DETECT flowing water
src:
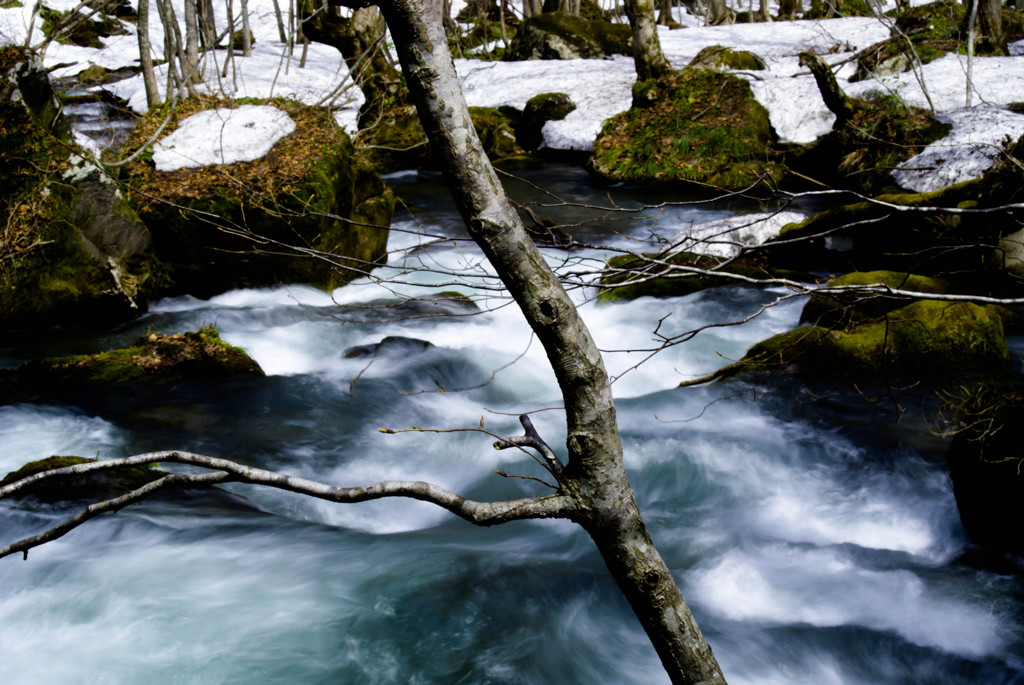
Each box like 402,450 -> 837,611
1,163 -> 1022,684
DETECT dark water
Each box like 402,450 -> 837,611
1,164 -> 1022,684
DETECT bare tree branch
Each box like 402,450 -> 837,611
0,451 -> 578,562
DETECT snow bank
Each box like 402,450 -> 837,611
152,105 -> 295,171
893,107 -> 1024,193
6,0 -> 1024,190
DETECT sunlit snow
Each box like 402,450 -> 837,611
2,0 -> 1023,189
152,105 -> 296,171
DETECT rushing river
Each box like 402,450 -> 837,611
1,163 -> 1022,684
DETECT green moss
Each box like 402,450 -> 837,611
688,46 -> 766,71
357,104 -> 523,171
802,270 -> 951,326
597,251 -> 811,302
742,299 -> 1007,376
38,5 -> 127,48
805,0 -> 880,19
787,93 -> 951,195
3,327 -> 264,395
525,11 -> 629,54
0,456 -> 169,503
122,97 -> 392,294
590,70 -> 783,190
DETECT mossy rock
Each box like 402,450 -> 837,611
765,178 -> 1024,292
801,270 -> 951,327
598,251 -> 811,301
741,299 -> 1008,377
590,70 -> 783,190
38,4 -> 128,48
1,46 -> 160,329
0,327 -> 264,399
687,46 -> 766,72
944,377 -> 1024,553
0,456 -> 168,503
122,97 -> 392,296
850,1 -> 967,81
505,12 -> 630,61
512,92 -> 576,150
804,0 -> 879,19
787,94 -> 950,196
357,104 -> 523,172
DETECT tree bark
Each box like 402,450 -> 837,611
375,0 -> 726,681
707,0 -> 734,25
657,0 -> 673,25
241,0 -> 253,56
197,0 -> 217,49
623,0 -> 674,80
183,0 -> 201,83
966,0 -> 1007,55
800,51 -> 857,128
300,1 -> 408,129
136,0 -> 161,108
777,0 -> 799,19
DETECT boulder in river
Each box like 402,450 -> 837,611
0,45 -> 159,330
122,97 -> 394,297
589,68 -> 783,190
0,327 -> 264,400
740,299 -> 1009,377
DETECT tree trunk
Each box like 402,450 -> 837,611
800,51 -> 856,128
623,0 -> 673,80
271,0 -> 288,42
758,0 -> 772,22
137,0 -> 161,108
777,0 -> 800,19
708,0 -> 735,24
197,0 -> 217,49
967,0 -> 1007,55
301,1 -> 408,129
523,0 -> 542,17
657,0 -> 673,25
241,0 -> 253,56
183,0 -> 201,83
375,0 -> 726,681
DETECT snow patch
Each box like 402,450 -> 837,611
152,105 -> 296,171
893,107 -> 1024,193
671,211 -> 808,259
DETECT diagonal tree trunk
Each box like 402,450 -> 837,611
375,0 -> 726,681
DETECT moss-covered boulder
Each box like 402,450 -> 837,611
787,93 -> 950,195
764,168 -> 1024,295
0,46 -> 159,330
0,327 -> 264,399
512,92 -> 576,150
122,97 -> 392,296
39,3 -> 128,49
598,251 -> 811,302
741,299 -> 1008,377
589,69 -> 783,190
850,2 -> 966,81
356,104 -> 523,172
804,0 -> 881,19
687,45 -> 766,72
801,270 -> 951,327
944,378 -> 1024,553
0,456 -> 168,503
505,12 -> 631,60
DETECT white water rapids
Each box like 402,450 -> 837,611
1,164 -> 1021,684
